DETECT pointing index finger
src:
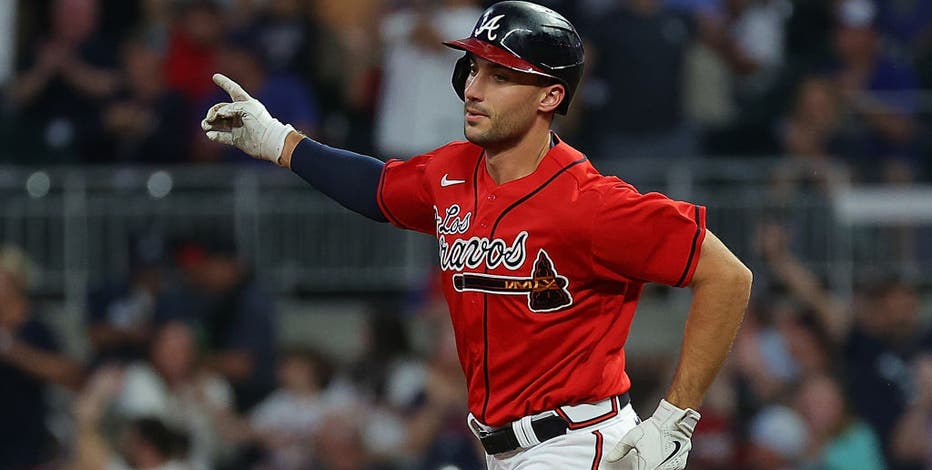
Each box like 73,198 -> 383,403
213,73 -> 252,101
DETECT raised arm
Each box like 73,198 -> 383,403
757,223 -> 849,344
201,74 -> 387,222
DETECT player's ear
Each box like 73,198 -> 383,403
538,83 -> 565,114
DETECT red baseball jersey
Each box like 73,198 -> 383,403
377,135 -> 706,427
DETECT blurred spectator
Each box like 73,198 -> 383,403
245,347 -> 335,469
97,37 -> 189,164
94,0 -> 145,44
114,321 -> 235,469
311,409 -> 379,470
746,405 -> 809,470
734,224 -> 840,411
248,0 -> 318,76
664,0 -> 724,17
875,0 -> 932,54
681,2 -> 740,145
683,16 -> 737,131
778,76 -> 840,162
772,76 -> 850,196
848,280 -> 931,470
699,0 -> 793,156
164,1 -> 226,107
722,0 -> 789,78
783,0 -> 833,66
200,32 -> 320,163
794,374 -> 886,469
689,373 -> 739,470
6,0 -> 119,163
758,222 -> 932,470
890,354 -> 932,468
73,366 -> 194,470
343,313 -> 426,464
829,0 -> 921,182
174,234 -> 278,412
756,222 -> 850,345
732,297 -> 819,408
305,0 -> 382,154
87,232 -> 174,365
406,316 -> 481,470
0,245 -> 84,469
581,0 -> 698,160
373,0 -> 481,158
348,313 -> 423,408
136,0 -> 176,49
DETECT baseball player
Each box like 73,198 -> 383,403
201,2 -> 752,468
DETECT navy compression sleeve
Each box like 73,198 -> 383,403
290,138 -> 388,222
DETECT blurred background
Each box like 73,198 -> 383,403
0,0 -> 930,469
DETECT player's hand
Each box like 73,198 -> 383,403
607,399 -> 700,470
201,73 -> 294,164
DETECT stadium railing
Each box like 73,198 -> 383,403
0,158 -> 929,309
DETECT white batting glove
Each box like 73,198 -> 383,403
201,73 -> 294,164
607,399 -> 700,470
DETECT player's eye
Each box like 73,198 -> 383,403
468,62 -> 478,76
493,73 -> 508,83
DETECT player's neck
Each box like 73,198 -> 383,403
484,126 -> 553,185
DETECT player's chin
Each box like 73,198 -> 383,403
463,123 -> 482,140
464,125 -> 493,145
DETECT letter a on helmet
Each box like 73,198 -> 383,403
443,1 -> 585,115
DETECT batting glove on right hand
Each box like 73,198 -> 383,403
607,399 -> 700,470
201,73 -> 294,164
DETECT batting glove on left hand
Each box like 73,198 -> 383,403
201,73 -> 294,164
607,399 -> 700,470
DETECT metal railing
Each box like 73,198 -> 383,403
1,158 -> 928,309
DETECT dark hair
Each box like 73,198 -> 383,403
176,0 -> 222,17
281,346 -> 335,389
129,417 -> 190,459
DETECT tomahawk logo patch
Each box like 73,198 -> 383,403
453,249 -> 573,313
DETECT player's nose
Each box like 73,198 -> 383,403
464,73 -> 485,103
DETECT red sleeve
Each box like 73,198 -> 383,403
591,183 -> 706,287
377,154 -> 436,235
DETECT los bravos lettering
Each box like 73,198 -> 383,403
434,204 -> 573,312
435,204 -> 527,272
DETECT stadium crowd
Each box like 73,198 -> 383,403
0,0 -> 931,469
2,0 -> 931,181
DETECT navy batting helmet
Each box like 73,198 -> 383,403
443,1 -> 585,115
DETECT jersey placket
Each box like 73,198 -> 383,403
474,179 -> 503,423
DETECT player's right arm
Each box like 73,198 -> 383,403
202,73 -> 417,225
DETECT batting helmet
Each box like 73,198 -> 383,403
443,1 -> 585,115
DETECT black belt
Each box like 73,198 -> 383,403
478,393 -> 630,455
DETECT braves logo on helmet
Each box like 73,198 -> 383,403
444,1 -> 585,115
474,13 -> 506,41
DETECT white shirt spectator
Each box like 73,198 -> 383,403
730,0 -> 790,69
375,4 -> 481,158
115,362 -> 234,470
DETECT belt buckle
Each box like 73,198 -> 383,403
556,394 -> 626,430
467,413 -> 494,440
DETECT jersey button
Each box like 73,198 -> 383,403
487,194 -> 496,201
480,221 -> 488,228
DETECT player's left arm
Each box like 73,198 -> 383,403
667,229 -> 751,409
608,230 -> 751,469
